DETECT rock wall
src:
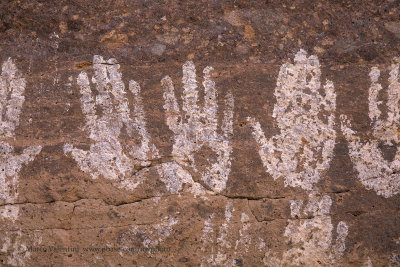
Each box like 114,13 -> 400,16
0,0 -> 399,266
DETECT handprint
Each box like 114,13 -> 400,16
0,58 -> 42,203
161,61 -> 234,193
0,59 -> 41,267
200,203 -> 235,266
341,58 -> 400,198
247,49 -> 336,190
264,193 -> 348,266
200,202 -> 257,266
64,55 -> 159,190
247,50 -> 348,265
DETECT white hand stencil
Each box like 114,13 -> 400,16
248,49 -> 336,190
161,61 -> 234,193
64,56 -> 158,190
200,202 -> 254,266
0,59 -> 42,203
341,58 -> 400,198
247,50 -> 348,265
265,194 -> 348,266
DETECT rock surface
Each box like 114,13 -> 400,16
0,0 -> 399,266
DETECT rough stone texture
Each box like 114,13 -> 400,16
0,0 -> 400,266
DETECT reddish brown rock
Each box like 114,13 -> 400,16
0,1 -> 399,266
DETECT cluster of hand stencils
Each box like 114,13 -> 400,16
62,56 -> 234,195
1,50 -> 399,200
0,50 -> 399,265
60,51 -> 398,265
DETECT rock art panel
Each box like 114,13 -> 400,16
1,1 -> 399,264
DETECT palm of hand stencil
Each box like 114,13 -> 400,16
341,59 -> 400,198
161,61 -> 234,193
247,49 -> 336,190
64,56 -> 158,189
0,59 -> 42,203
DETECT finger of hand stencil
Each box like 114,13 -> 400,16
305,55 -> 321,91
63,143 -> 75,154
77,72 -> 97,128
128,80 -> 153,152
162,75 -> 181,133
92,56 -> 113,115
392,146 -> 400,169
333,221 -> 348,256
247,117 -> 271,163
222,92 -> 234,138
182,61 -> 200,121
202,66 -> 218,131
273,63 -> 293,119
0,59 -> 16,124
292,50 -> 309,88
8,146 -> 42,177
129,80 -> 146,130
206,141 -> 232,192
294,49 -> 308,63
0,77 -> 6,124
63,144 -> 89,167
368,67 -> 383,124
321,80 -> 336,131
0,59 -> 25,137
322,80 -> 336,114
92,55 -> 109,90
386,62 -> 400,125
247,117 -> 266,144
107,62 -> 131,126
5,76 -> 26,136
15,145 -> 42,165
340,114 -> 357,141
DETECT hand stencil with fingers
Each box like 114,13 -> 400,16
265,193 -> 348,266
247,49 -> 336,190
161,61 -> 234,193
64,56 -> 159,190
341,58 -> 400,198
0,58 -> 42,203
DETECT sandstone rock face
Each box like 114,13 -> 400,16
0,1 -> 399,266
